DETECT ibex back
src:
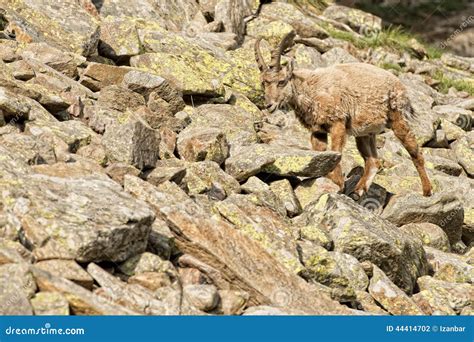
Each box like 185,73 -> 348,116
255,31 -> 432,198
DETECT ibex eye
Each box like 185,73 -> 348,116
278,80 -> 286,87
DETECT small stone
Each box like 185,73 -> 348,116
177,127 -> 229,165
183,284 -> 220,312
269,179 -> 302,217
128,272 -> 172,291
31,292 -> 70,315
179,268 -> 209,285
105,162 -> 141,186
218,290 -> 250,315
80,63 -> 132,91
119,252 -> 175,277
368,266 -> 424,315
146,160 -> 187,186
399,223 -> 451,252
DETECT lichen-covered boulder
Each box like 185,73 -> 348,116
102,111 -> 161,170
323,5 -> 382,35
399,222 -> 451,252
306,193 -> 429,293
2,172 -> 155,262
99,17 -> 143,60
452,135 -> 474,177
0,0 -> 100,56
31,292 -> 70,315
181,161 -> 240,196
424,247 -> 473,284
415,276 -> 472,315
188,104 -> 261,151
300,245 -> 369,301
225,143 -> 340,181
368,265 -> 423,315
177,127 -> 229,165
215,193 -> 301,273
382,192 -> 464,246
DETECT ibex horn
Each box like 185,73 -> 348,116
254,38 -> 268,71
270,30 -> 296,71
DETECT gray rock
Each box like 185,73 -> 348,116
269,179 -> 302,217
368,265 -> 423,315
217,290 -> 249,315
122,69 -> 185,113
181,160 -> 240,196
102,112 -> 160,170
31,292 -> 70,315
225,143 -> 340,181
300,245 -> 369,301
2,172 -> 154,262
177,127 -> 229,165
382,192 -> 464,246
124,175 -> 352,314
306,194 -> 428,293
35,259 -> 94,290
399,223 -> 451,252
417,276 -> 472,314
215,193 -> 301,273
183,284 -> 220,312
424,247 -> 473,284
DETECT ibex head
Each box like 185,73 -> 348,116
255,31 -> 296,112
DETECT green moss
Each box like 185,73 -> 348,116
432,70 -> 474,96
324,24 -> 442,59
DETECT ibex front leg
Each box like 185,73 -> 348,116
327,121 -> 346,190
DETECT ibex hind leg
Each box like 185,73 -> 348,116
354,135 -> 380,198
391,112 -> 432,196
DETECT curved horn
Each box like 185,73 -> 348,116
269,30 -> 296,71
254,38 -> 268,72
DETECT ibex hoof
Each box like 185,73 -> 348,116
348,192 -> 360,201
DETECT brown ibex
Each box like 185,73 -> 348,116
255,31 -> 432,198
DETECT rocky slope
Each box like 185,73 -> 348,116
0,0 -> 472,316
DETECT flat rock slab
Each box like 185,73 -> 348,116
124,176 -> 351,314
31,266 -> 136,315
226,144 -> 340,181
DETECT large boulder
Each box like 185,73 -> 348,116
215,193 -> 301,273
2,167 -> 155,262
0,0 -> 100,56
124,176 -> 352,314
303,194 -> 428,293
382,192 -> 464,246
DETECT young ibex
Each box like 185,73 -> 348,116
255,31 -> 432,198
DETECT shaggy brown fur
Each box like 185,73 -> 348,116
255,32 -> 432,197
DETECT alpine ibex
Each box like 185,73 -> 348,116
255,31 -> 432,198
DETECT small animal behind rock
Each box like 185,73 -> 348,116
255,31 -> 432,198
